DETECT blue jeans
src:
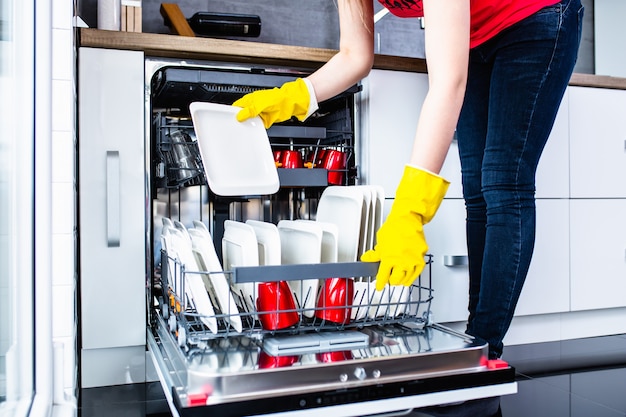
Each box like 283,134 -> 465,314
456,0 -> 584,359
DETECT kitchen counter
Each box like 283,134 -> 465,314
78,28 -> 626,90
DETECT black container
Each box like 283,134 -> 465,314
187,12 -> 261,37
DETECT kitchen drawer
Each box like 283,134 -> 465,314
569,86 -> 626,198
570,199 -> 626,311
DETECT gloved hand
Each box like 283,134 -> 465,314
361,165 -> 450,291
232,78 -> 318,129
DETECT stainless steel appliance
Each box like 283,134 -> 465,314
142,57 -> 516,416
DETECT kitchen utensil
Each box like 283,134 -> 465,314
273,150 -> 283,167
281,150 -> 303,169
322,149 -> 346,185
316,350 -> 353,363
277,220 -> 323,318
296,219 -> 338,263
256,281 -> 299,330
316,186 -> 363,263
190,102 -> 279,196
315,277 -> 354,325
188,228 -> 243,333
167,129 -> 202,184
164,227 -> 218,333
257,352 -> 299,369
245,220 -> 282,266
222,220 -> 260,316
245,220 -> 299,330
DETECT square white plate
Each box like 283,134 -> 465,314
190,102 -> 279,196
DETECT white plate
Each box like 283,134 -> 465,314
277,220 -> 323,318
371,185 -> 385,247
245,220 -> 282,266
188,228 -> 243,333
222,220 -> 260,315
164,228 -> 218,334
316,186 -> 364,262
353,186 -> 372,257
190,102 -> 279,196
296,219 -> 338,263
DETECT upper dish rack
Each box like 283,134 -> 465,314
155,249 -> 433,350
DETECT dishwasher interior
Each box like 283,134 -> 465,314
145,59 -> 516,417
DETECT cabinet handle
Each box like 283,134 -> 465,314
443,255 -> 468,267
106,151 -> 120,247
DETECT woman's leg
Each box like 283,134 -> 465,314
457,0 -> 583,359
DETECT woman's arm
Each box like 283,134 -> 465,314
306,0 -> 375,102
410,0 -> 470,173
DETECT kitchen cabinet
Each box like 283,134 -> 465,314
424,198 -> 571,322
423,199 -> 470,323
359,69 -> 429,198
569,86 -> 626,198
514,199 -> 570,316
78,47 -> 147,388
570,199 -> 626,311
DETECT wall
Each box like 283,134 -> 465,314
52,0 -> 77,400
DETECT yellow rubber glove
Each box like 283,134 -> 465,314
232,78 -> 317,129
361,165 -> 450,291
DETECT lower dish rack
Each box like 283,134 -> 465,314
155,249 -> 434,351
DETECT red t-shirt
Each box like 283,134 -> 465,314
377,0 -> 560,48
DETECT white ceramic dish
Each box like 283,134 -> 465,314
222,220 -> 260,315
190,102 -> 279,196
277,220 -> 323,318
371,185 -> 385,247
164,227 -> 218,334
245,220 -> 282,266
316,186 -> 364,263
192,219 -> 210,235
353,186 -> 372,257
296,219 -> 339,263
188,228 -> 243,333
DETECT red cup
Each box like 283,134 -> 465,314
273,150 -> 283,167
316,350 -> 353,363
258,351 -> 299,369
281,150 -> 303,169
256,281 -> 299,330
321,149 -> 346,185
305,148 -> 326,168
315,277 -> 354,325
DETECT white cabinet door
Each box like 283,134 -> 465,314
423,199 -> 470,323
535,91 -> 569,199
569,87 -> 626,198
570,199 -> 626,311
514,199 -> 570,316
439,138 -> 463,199
441,90 -> 569,201
359,69 -> 429,197
79,48 -> 146,386
425,199 -> 571,322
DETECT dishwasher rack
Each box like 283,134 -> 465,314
156,250 -> 434,349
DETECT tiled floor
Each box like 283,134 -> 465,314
80,334 -> 626,417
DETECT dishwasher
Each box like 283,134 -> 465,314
143,57 -> 517,417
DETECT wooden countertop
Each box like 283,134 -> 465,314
79,28 -> 626,90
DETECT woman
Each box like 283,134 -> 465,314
233,0 -> 583,360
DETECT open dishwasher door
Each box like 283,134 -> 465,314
144,59 -> 516,417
